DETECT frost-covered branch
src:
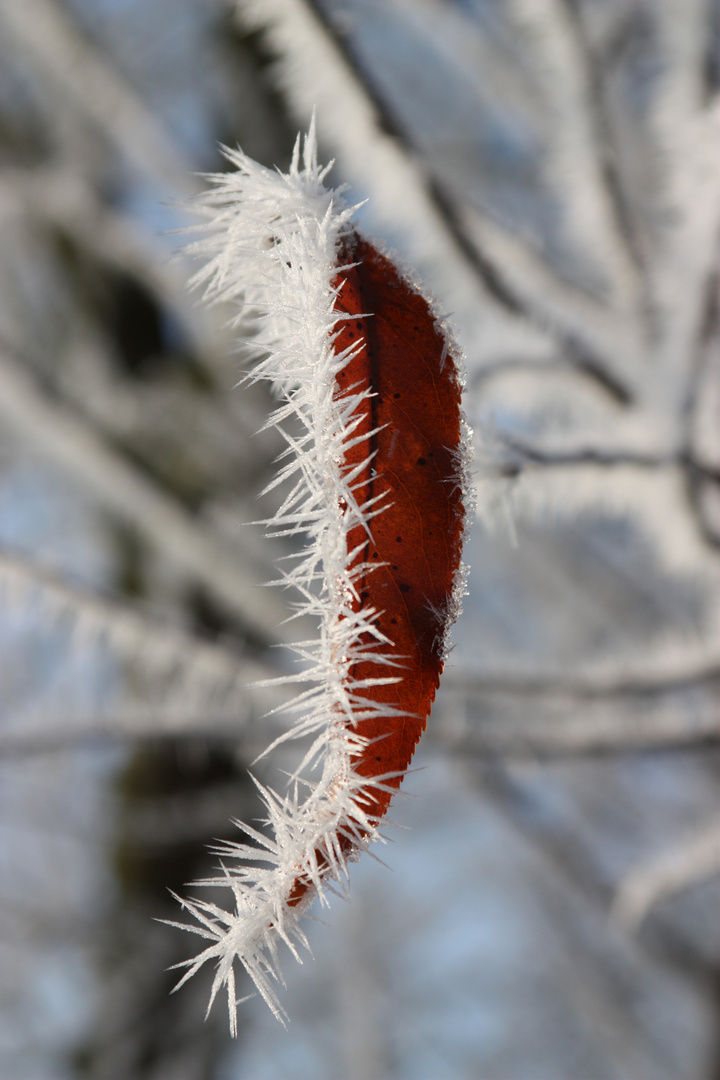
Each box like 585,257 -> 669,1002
0,546 -> 284,749
612,816 -> 720,930
462,757 -> 718,999
235,0 -> 659,392
458,203 -> 640,394
234,0 -> 556,370
0,349 -> 289,641
507,0 -> 642,311
0,0 -> 194,190
434,683 -> 720,757
0,166 -> 229,375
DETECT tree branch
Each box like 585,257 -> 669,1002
0,350 -> 293,643
235,0 -> 560,369
612,817 -> 720,930
0,0 -> 196,191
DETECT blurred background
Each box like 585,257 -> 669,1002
1,0 -> 720,1077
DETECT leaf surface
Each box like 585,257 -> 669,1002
335,233 -> 465,804
287,232 -> 466,907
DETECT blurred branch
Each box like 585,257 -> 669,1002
12,682 -> 720,758
489,430 -> 720,557
0,545 -> 278,684
544,890 -> 683,1080
0,545 -> 287,753
0,0 -> 196,190
612,817 -> 720,931
0,349 -> 293,642
508,0 -> 642,310
235,0 -> 558,367
243,0 -> 649,391
461,757 -> 720,989
0,710 -> 277,757
434,687 -> 720,758
0,166 -> 234,378
445,660 -> 720,697
491,437 -> 676,473
490,435 -> 720,479
458,203 -> 639,397
559,0 -> 647,274
646,63 -> 720,401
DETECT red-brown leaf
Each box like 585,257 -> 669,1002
334,232 -> 465,799
286,232 -> 465,908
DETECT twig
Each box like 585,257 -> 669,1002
459,757 -> 720,989
444,660 -> 720,697
645,0 -> 720,400
0,350 -> 293,643
0,0 -> 195,191
0,166 -> 235,379
288,0 -> 640,392
0,543 -> 285,702
0,708 -> 284,758
508,0 -> 642,311
234,0 -> 557,368
612,817 -> 720,930
458,204 -> 639,396
434,689 -> 720,758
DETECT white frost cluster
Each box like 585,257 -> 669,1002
171,121 -> 408,1031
